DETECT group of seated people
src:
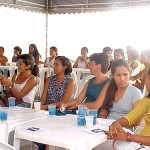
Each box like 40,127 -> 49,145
0,45 -> 150,150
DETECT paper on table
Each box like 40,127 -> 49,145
24,127 -> 51,135
84,125 -> 108,134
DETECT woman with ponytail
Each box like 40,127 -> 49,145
0,54 -> 39,107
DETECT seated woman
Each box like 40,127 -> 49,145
0,54 -> 38,107
44,46 -> 58,67
40,56 -> 75,110
130,49 -> 150,91
106,66 -> 150,148
94,59 -> 143,150
61,53 -> 110,115
12,46 -> 22,62
100,59 -> 143,120
73,47 -> 90,69
114,48 -> 125,60
29,44 -> 41,65
0,46 -> 8,66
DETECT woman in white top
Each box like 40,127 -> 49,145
127,48 -> 143,76
0,54 -> 38,107
73,47 -> 90,69
44,46 -> 58,67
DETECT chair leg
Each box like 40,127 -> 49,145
31,142 -> 33,150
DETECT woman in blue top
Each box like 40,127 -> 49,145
61,53 -> 110,114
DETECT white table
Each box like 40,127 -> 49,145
14,115 -> 114,150
0,107 -> 47,143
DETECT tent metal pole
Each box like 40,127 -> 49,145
45,0 -> 48,59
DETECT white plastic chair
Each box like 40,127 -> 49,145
70,81 -> 78,99
35,76 -> 42,98
0,142 -> 16,150
30,76 -> 41,108
70,70 -> 77,83
76,75 -> 94,97
69,59 -> 75,66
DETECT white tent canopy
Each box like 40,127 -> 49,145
0,0 -> 150,13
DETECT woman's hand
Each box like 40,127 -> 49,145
0,75 -> 12,87
60,100 -> 79,111
106,121 -> 122,138
106,125 -> 128,141
106,121 -> 128,141
77,56 -> 81,62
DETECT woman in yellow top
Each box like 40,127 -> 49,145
107,66 -> 150,146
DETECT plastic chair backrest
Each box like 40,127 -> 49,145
70,81 -> 78,99
69,59 -> 75,66
71,70 -> 77,83
76,75 -> 94,97
30,76 -> 41,108
0,142 -> 16,150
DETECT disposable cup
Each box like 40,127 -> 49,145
34,102 -> 41,112
88,109 -> 98,125
85,116 -> 94,128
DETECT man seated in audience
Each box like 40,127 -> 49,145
0,46 -> 8,66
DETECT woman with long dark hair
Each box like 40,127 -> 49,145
29,44 -> 41,65
106,66 -> 150,148
0,54 -> 39,107
100,59 -> 143,120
